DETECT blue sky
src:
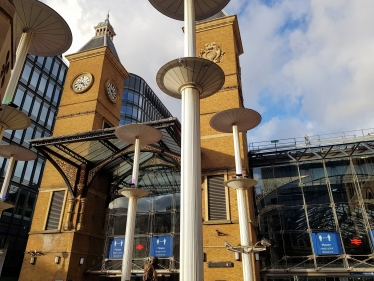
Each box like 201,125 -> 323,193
43,0 -> 374,144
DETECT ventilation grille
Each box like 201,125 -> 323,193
208,175 -> 226,220
45,191 -> 65,230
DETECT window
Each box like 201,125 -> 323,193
21,94 -> 33,113
13,86 -> 25,106
21,63 -> 32,83
46,81 -> 55,99
29,68 -> 40,89
38,75 -> 48,94
45,190 -> 65,230
44,57 -> 53,72
207,175 -> 227,220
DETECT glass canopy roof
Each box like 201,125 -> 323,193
29,118 -> 181,197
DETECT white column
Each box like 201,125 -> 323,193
184,0 -> 196,57
180,1 -> 203,280
232,125 -> 242,176
3,31 -> 33,104
0,127 -> 5,141
131,138 -> 140,186
121,196 -> 138,281
237,188 -> 254,281
0,156 -> 16,200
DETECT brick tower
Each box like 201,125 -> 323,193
19,15 -> 128,281
197,14 -> 260,281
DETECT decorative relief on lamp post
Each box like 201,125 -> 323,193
199,42 -> 225,63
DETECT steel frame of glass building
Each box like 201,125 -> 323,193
249,132 -> 374,281
0,54 -> 66,278
120,73 -> 172,125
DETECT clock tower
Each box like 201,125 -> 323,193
53,14 -> 129,136
19,15 -> 128,281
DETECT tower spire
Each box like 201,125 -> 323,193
94,13 -> 116,41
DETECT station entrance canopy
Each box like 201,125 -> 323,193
28,118 -> 181,197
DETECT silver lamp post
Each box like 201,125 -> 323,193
0,144 -> 36,213
149,1 -> 230,280
3,0 -> 72,104
115,124 -> 162,281
210,108 -> 262,281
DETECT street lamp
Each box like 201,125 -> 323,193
224,238 -> 271,254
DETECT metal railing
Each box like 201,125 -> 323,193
248,128 -> 374,153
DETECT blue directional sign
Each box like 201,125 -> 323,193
369,230 -> 374,248
109,238 -> 125,259
311,232 -> 343,255
150,236 -> 173,257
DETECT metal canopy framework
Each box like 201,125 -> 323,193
28,118 -> 181,197
249,135 -> 374,168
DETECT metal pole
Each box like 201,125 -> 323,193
232,125 -> 242,176
3,31 -> 33,104
121,196 -> 138,281
237,188 -> 254,281
132,138 -> 140,186
0,127 -> 5,141
180,1 -> 203,280
0,156 -> 16,200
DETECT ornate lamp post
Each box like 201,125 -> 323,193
115,124 -> 162,281
149,1 -> 230,280
210,108 -> 262,281
3,0 -> 72,104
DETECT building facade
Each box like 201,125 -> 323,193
0,53 -> 67,278
250,132 -> 374,281
120,73 -> 172,125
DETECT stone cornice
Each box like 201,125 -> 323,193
65,47 -> 129,79
196,15 -> 243,56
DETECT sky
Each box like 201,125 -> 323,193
41,0 -> 374,146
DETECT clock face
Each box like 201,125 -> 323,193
72,73 -> 93,93
106,81 -> 117,102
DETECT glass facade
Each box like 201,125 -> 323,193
0,54 -> 66,278
253,146 -> 374,279
120,73 -> 172,125
105,192 -> 180,273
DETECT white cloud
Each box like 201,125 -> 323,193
42,0 -> 374,143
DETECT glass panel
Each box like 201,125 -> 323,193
133,93 -> 139,104
133,237 -> 148,259
155,194 -> 173,211
21,95 -> 32,113
39,105 -> 48,124
22,159 -> 34,183
53,86 -> 61,104
47,110 -> 55,127
24,195 -> 35,220
36,56 -> 44,67
13,86 -> 25,106
24,127 -> 34,143
29,69 -> 40,88
308,205 -> 336,231
13,161 -> 25,182
31,99 -> 41,117
21,64 -> 32,82
138,197 -> 152,212
32,161 -> 42,186
112,214 -> 126,236
46,81 -> 55,99
134,214 -> 149,235
44,57 -> 53,72
58,65 -> 66,83
51,60 -> 60,77
126,106 -> 132,115
153,213 -> 172,234
38,75 -> 48,93
14,193 -> 26,217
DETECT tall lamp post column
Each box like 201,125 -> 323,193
115,124 -> 162,281
149,1 -> 230,279
3,0 -> 72,104
210,108 -> 262,281
0,144 -> 36,213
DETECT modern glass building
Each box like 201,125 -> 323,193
120,73 -> 172,125
0,54 -> 66,278
249,131 -> 374,281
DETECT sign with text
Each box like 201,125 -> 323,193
109,238 -> 125,259
150,236 -> 173,257
311,232 -> 343,255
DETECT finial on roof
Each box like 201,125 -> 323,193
106,11 -> 110,23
